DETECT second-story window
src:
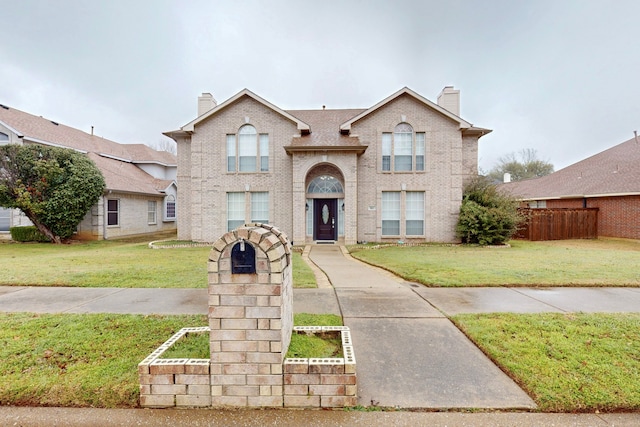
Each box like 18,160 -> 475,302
227,125 -> 269,172
381,123 -> 425,172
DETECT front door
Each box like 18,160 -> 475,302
314,199 -> 337,241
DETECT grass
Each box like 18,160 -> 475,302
158,313 -> 343,360
452,312 -> 640,412
159,331 -> 210,359
349,239 -> 640,287
0,240 -> 208,288
291,251 -> 317,288
287,313 -> 344,358
0,312 -> 341,408
0,312 -> 207,408
0,240 -> 317,288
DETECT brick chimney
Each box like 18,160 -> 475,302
198,93 -> 217,116
437,86 -> 460,116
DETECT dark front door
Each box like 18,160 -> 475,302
314,199 -> 337,240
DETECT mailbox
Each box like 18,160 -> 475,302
231,239 -> 256,274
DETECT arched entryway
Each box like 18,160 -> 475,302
305,165 -> 345,242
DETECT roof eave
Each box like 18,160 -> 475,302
284,145 -> 367,155
181,89 -> 311,134
339,87 -> 473,133
462,127 -> 493,138
23,136 -> 88,154
517,191 -> 640,201
0,119 -> 23,137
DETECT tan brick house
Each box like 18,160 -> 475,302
165,87 -> 490,244
0,104 -> 177,240
499,135 -> 640,239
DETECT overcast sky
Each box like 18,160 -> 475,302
1,0 -> 638,172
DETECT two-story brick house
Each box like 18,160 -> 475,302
165,87 -> 490,244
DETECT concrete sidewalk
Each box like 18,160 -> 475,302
308,245 -> 535,410
1,406 -> 639,427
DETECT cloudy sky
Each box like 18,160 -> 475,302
1,0 -> 638,172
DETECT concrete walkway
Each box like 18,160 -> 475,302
307,245 -> 535,410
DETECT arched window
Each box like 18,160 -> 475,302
381,123 -> 425,172
227,125 -> 269,172
307,175 -> 344,194
164,195 -> 176,221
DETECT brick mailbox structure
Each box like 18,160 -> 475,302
139,223 -> 356,408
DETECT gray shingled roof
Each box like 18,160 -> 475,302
285,109 -> 366,150
0,104 -> 175,196
499,136 -> 640,199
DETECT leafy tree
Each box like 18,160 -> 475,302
0,144 -> 105,243
456,175 -> 524,245
488,148 -> 554,182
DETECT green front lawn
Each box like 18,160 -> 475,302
0,240 -> 317,288
349,239 -> 640,287
0,312 -> 341,408
453,312 -> 640,412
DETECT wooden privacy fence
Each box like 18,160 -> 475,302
516,208 -> 598,241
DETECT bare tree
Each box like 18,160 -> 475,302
488,148 -> 554,182
148,138 -> 177,155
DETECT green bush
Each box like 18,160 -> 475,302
456,176 -> 523,245
10,226 -> 51,242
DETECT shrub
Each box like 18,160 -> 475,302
10,226 -> 51,242
456,176 -> 523,245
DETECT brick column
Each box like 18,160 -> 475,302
207,224 -> 292,407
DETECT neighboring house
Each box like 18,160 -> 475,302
165,86 -> 490,245
0,103 -> 177,240
499,136 -> 640,239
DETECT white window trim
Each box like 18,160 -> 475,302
381,124 -> 426,173
227,125 -> 269,173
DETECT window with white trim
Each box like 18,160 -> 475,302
165,195 -> 176,221
147,201 -> 157,224
381,191 -> 425,236
405,192 -> 424,235
381,192 -> 401,235
227,191 -> 269,231
381,123 -> 425,172
227,192 -> 245,231
250,192 -> 269,223
227,125 -> 269,172
107,199 -> 119,226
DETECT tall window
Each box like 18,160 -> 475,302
381,123 -> 426,172
251,192 -> 269,223
165,195 -> 176,220
227,192 -> 245,231
227,192 -> 269,231
381,192 -> 401,235
0,132 -> 8,145
405,192 -> 424,235
227,125 -> 269,172
107,199 -> 119,226
147,201 -> 157,224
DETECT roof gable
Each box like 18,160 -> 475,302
181,89 -> 311,134
339,87 -> 473,134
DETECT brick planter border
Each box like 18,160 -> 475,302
139,326 -> 357,408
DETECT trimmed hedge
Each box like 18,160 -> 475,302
10,226 -> 51,243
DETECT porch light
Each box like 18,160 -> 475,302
305,202 -> 309,212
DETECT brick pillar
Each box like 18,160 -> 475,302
207,224 -> 292,407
